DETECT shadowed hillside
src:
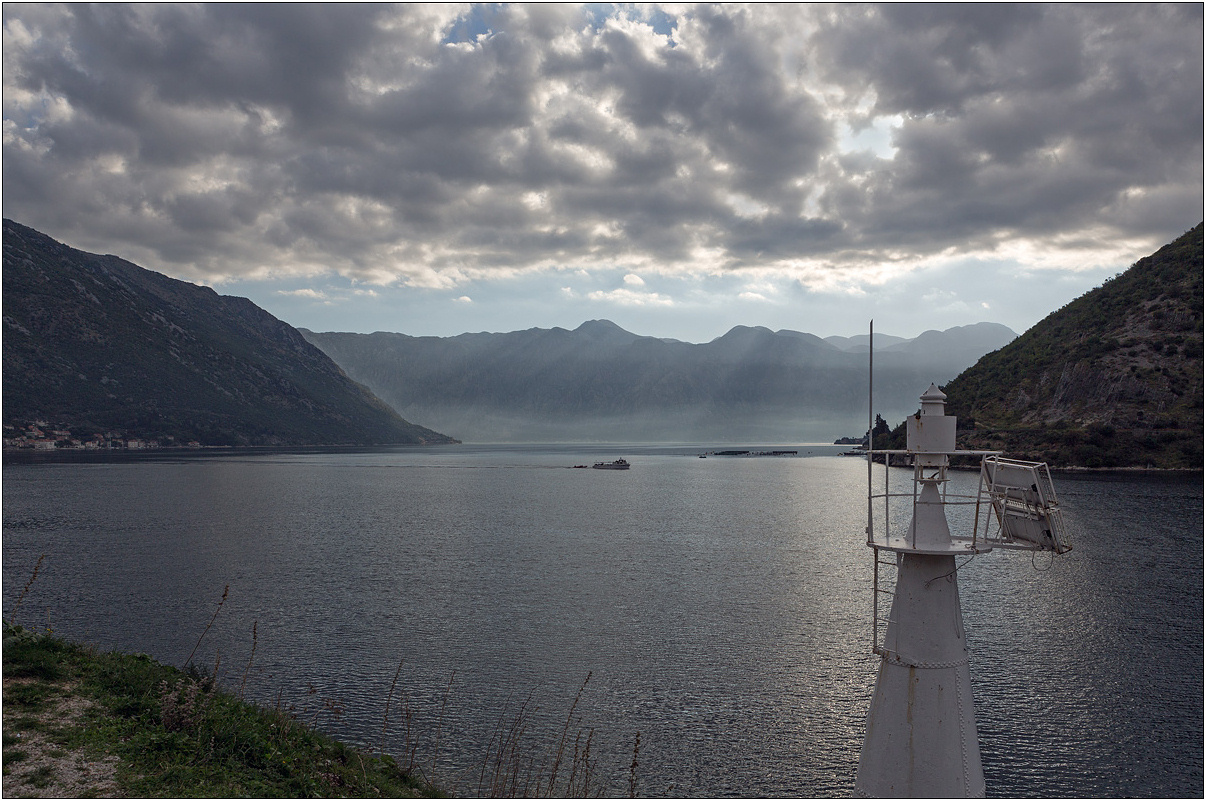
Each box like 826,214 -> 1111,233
3,220 -> 455,447
896,223 -> 1202,468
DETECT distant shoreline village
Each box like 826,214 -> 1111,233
3,421 -> 201,451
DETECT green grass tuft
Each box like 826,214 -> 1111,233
1,622 -> 441,798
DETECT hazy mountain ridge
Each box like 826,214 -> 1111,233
301,321 -> 1017,443
920,223 -> 1202,468
2,220 -> 455,447
825,333 -> 908,351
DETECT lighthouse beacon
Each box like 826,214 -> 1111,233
855,384 -> 984,797
854,381 -> 1070,798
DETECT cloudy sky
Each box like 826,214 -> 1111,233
4,3 -> 1202,342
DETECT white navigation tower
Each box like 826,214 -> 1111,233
855,363 -> 1070,797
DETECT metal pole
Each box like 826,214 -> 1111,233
867,320 -> 874,546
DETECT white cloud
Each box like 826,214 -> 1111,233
587,287 -> 675,307
277,288 -> 327,300
741,279 -> 781,298
0,3 -> 1198,338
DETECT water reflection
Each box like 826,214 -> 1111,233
3,450 -> 1201,797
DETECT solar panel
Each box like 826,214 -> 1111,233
980,456 -> 1072,554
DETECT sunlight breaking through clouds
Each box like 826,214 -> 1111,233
588,286 -> 675,308
1,3 -> 1200,338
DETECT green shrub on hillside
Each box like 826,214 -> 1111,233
936,223 -> 1203,467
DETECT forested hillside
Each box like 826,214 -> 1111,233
901,224 -> 1202,468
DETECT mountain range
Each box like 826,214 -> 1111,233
9,213 -> 1196,464
2,219 -> 454,447
300,321 -> 1017,443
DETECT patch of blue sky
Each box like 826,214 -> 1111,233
438,4 -> 675,47
838,116 -> 902,159
633,4 -> 677,39
440,4 -> 506,45
582,4 -> 677,41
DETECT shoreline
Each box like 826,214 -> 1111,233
4,442 -> 1200,473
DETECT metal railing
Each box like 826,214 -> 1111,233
871,548 -> 898,657
865,452 -> 998,552
862,449 -> 1071,654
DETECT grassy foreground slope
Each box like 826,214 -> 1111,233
2,623 -> 439,798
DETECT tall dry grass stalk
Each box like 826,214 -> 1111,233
239,619 -> 257,699
8,553 -> 46,626
563,725 -> 595,798
475,672 -> 611,798
628,731 -> 641,798
479,691 -> 537,798
304,682 -> 346,727
545,671 -> 592,796
379,658 -> 421,774
430,669 -> 457,786
380,657 -> 405,758
186,584 -> 229,667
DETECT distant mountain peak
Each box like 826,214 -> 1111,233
576,318 -> 624,332
825,323 -> 1017,354
574,319 -> 635,340
713,324 -> 774,341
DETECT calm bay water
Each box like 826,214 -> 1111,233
3,445 -> 1202,797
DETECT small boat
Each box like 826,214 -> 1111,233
592,459 -> 630,470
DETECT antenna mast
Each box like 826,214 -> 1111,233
866,320 -> 873,546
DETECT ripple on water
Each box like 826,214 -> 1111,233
2,453 -> 1201,797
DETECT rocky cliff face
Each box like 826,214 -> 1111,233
941,223 -> 1203,468
3,220 -> 455,446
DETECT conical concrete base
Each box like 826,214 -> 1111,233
855,553 -> 985,798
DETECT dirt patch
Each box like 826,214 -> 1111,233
3,677 -> 123,798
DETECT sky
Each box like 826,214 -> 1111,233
3,3 -> 1202,343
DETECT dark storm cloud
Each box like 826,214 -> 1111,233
3,3 -> 1201,286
